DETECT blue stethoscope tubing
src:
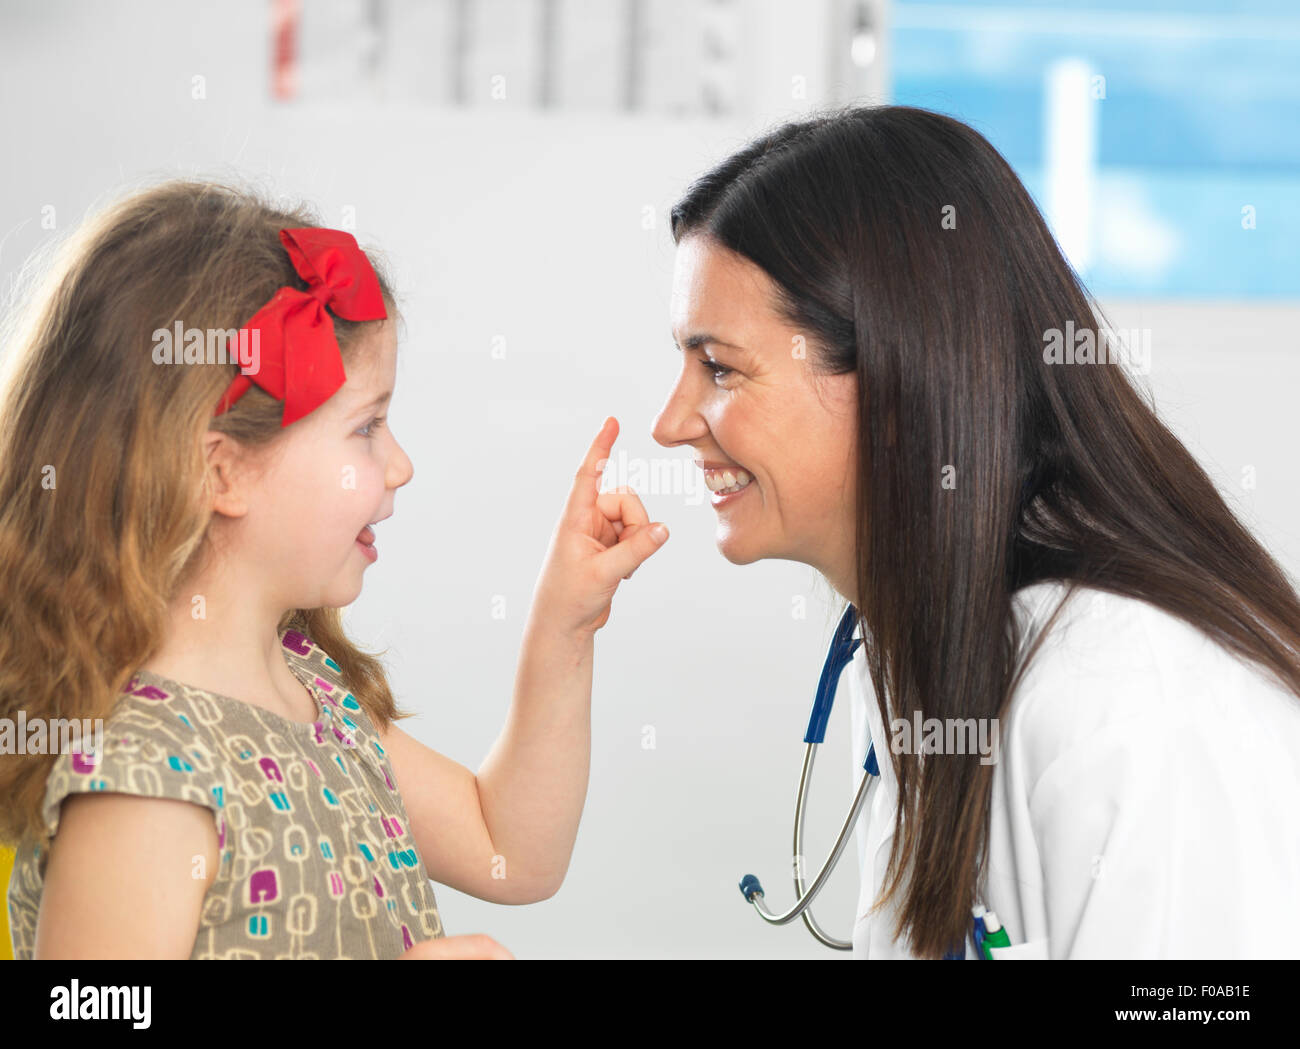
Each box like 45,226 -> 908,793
738,603 -> 879,950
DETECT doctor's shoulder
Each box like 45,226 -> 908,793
1002,581 -> 1300,775
1001,582 -> 1300,941
995,582 -> 1300,957
998,582 -> 1294,748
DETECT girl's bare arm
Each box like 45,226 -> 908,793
34,793 -> 219,959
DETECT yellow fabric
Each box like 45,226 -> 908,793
0,844 -> 14,959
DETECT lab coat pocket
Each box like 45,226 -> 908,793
987,937 -> 1049,960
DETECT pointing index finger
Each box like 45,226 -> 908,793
564,416 -> 617,522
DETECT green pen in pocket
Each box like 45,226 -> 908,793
980,909 -> 1011,959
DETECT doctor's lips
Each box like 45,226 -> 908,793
696,459 -> 754,497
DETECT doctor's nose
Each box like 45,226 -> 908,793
652,380 -> 707,450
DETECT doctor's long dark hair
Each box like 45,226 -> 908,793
670,104 -> 1300,958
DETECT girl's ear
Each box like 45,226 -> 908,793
203,430 -> 251,519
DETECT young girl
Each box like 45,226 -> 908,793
0,180 -> 669,959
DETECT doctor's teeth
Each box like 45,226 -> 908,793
705,468 -> 753,494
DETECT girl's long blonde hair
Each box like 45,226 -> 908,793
0,179 -> 411,851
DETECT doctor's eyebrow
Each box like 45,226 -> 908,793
672,332 -> 748,355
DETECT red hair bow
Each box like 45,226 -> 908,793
212,227 -> 387,426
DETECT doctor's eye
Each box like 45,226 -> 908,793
699,360 -> 734,383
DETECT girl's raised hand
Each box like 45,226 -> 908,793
532,417 -> 669,637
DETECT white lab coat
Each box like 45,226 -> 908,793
848,579 -> 1300,959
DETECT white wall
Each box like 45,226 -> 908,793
2,0 -> 1297,959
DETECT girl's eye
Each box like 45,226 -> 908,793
699,359 -> 734,382
356,416 -> 386,438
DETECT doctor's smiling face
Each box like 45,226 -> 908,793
653,234 -> 859,593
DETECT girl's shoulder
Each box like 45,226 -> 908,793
34,677 -> 230,847
278,626 -> 371,724
35,626 -> 356,842
277,628 -> 391,774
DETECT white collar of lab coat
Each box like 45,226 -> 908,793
848,639 -> 897,855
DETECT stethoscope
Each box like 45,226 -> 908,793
737,603 -> 873,949
737,603 -> 973,957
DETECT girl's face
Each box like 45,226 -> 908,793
228,318 -> 412,611
652,235 -> 859,589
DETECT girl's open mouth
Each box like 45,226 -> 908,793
356,525 -> 377,561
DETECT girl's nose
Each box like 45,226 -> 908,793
388,438 -> 414,488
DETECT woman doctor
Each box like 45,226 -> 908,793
651,105 -> 1300,959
